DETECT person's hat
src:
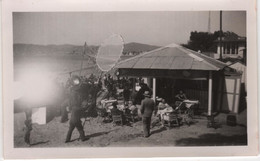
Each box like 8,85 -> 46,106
143,91 -> 151,97
112,101 -> 118,106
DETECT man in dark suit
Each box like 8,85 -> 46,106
65,92 -> 87,143
140,91 -> 155,138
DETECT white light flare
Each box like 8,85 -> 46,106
13,69 -> 55,105
13,81 -> 24,100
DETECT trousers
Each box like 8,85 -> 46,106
66,121 -> 85,142
24,128 -> 32,144
142,117 -> 151,137
60,106 -> 68,123
24,119 -> 32,144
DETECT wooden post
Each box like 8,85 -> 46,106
208,71 -> 213,116
153,78 -> 156,101
219,11 -> 223,60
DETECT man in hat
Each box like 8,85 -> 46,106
140,91 -> 155,138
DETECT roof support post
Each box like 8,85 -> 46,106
153,78 -> 156,101
208,71 -> 213,116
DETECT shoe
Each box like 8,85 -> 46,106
81,137 -> 89,142
25,141 -> 31,146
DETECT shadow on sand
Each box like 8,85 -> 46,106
87,131 -> 111,138
151,126 -> 167,135
69,129 -> 118,142
30,140 -> 50,146
175,133 -> 247,146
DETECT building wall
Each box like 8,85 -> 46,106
230,62 -> 247,92
216,41 -> 246,59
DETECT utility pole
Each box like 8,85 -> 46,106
219,11 -> 223,61
208,11 -> 211,33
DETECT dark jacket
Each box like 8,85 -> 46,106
70,106 -> 86,124
140,97 -> 155,117
123,88 -> 130,100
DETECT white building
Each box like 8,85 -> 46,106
216,35 -> 246,59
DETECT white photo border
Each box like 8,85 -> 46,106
2,0 -> 258,159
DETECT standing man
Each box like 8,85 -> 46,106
140,91 -> 155,138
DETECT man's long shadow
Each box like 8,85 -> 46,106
70,129 -> 118,142
87,131 -> 111,138
151,126 -> 167,135
30,140 -> 50,146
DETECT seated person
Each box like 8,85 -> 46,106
157,99 -> 174,119
110,102 -> 126,124
110,101 -> 123,116
158,99 -> 168,110
175,90 -> 187,102
175,90 -> 187,109
128,101 -> 138,115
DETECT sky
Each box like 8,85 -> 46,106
13,11 -> 246,46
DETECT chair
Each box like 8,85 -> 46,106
124,113 -> 134,123
162,112 -> 179,128
125,109 -> 138,123
175,101 -> 186,114
96,108 -> 110,123
112,114 -> 123,126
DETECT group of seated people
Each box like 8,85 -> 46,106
99,90 -> 194,126
155,90 -> 188,122
99,99 -> 139,124
156,98 -> 174,119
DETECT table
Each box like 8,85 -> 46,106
183,99 -> 199,108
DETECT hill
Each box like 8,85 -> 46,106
13,44 -> 98,56
123,42 -> 160,55
13,42 -> 160,56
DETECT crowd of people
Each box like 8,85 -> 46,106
23,73 -> 101,145
22,72 -> 191,145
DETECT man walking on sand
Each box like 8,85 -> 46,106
65,92 -> 87,143
140,91 -> 155,138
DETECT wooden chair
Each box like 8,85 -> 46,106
96,108 -> 110,123
112,114 -> 123,126
125,109 -> 138,123
162,112 -> 179,128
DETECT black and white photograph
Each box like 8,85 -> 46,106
2,0 -> 258,159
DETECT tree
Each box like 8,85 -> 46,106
182,31 -> 218,52
182,31 -> 239,53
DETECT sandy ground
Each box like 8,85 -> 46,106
14,109 -> 247,148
